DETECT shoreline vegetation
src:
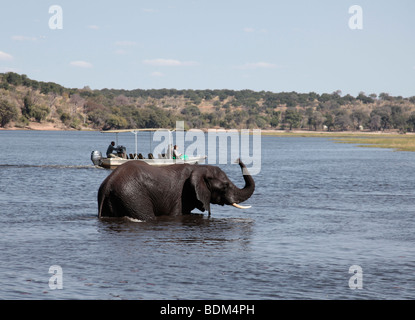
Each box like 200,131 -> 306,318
263,130 -> 415,152
2,124 -> 415,152
1,72 -> 415,152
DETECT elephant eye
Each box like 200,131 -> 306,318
220,182 -> 229,191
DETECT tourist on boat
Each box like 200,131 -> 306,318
106,141 -> 117,158
173,145 -> 182,159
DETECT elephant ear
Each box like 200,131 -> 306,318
190,171 -> 211,214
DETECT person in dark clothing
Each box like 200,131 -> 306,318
106,141 -> 117,157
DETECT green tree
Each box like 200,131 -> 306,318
284,108 -> 302,130
334,113 -> 352,131
407,113 -> 415,132
5,72 -> 22,86
181,105 -> 201,117
60,112 -> 71,124
147,108 -> 171,128
270,111 -> 280,128
370,114 -> 382,131
30,105 -> 51,122
88,109 -> 110,128
356,92 -> 374,104
22,95 -> 50,122
324,114 -> 335,131
390,106 -> 407,131
351,109 -> 369,130
255,116 -> 268,128
379,92 -> 392,101
105,114 -> 128,130
0,99 -> 19,127
23,95 -> 33,118
310,111 -> 325,131
371,107 -> 391,131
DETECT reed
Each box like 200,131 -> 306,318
334,136 -> 415,152
262,131 -> 415,152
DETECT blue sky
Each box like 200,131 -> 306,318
0,0 -> 414,96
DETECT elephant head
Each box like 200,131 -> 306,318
185,158 -> 255,216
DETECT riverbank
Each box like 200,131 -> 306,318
1,122 -> 411,135
2,123 -> 415,152
0,121 -> 93,131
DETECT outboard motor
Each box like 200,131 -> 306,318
91,150 -> 102,166
116,145 -> 126,155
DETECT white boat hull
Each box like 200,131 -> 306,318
97,156 -> 206,169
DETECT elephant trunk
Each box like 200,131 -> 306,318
229,159 -> 255,207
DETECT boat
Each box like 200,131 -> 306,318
90,128 -> 207,169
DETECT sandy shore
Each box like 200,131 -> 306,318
0,121 -> 94,131
1,121 -> 413,135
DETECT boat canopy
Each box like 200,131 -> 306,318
100,128 -> 174,159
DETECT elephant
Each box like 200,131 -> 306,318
97,158 -> 255,221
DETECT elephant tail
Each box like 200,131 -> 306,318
98,184 -> 108,218
98,193 -> 104,218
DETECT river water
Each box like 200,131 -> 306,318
0,130 -> 414,299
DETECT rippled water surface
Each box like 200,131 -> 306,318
0,130 -> 414,299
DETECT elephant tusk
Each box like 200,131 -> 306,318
232,203 -> 252,209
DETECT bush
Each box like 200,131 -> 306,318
104,114 -> 128,130
28,105 -> 51,122
60,112 -> 71,124
0,99 -> 19,127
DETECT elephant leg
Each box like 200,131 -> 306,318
109,194 -> 156,221
130,208 -> 156,221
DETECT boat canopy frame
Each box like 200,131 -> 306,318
100,128 -> 175,160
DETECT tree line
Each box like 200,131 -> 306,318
1,72 -> 415,132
